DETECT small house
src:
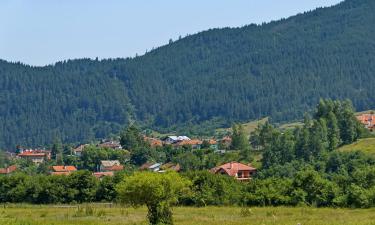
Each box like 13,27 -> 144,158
51,165 -> 77,175
0,165 -> 17,175
100,160 -> 124,172
211,162 -> 256,181
73,144 -> 88,156
98,141 -> 122,150
17,149 -> 51,164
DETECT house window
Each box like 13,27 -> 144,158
237,171 -> 243,178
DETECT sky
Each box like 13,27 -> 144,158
0,0 -> 343,66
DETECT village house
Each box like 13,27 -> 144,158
0,165 -> 17,175
205,139 -> 219,150
356,114 -> 375,131
100,160 -> 124,172
220,136 -> 232,149
174,139 -> 203,149
141,162 -> 181,173
144,136 -> 163,147
73,144 -> 89,156
140,162 -> 162,172
210,162 -> 256,181
97,140 -> 122,150
51,165 -> 77,175
17,149 -> 51,164
164,136 -> 191,144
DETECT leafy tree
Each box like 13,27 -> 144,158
291,169 -> 339,207
116,172 -> 190,225
231,124 -> 250,151
51,138 -> 63,164
68,170 -> 98,203
120,125 -> 148,150
130,147 -> 151,166
326,112 -> 341,151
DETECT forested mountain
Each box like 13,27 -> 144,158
1,0 -> 375,149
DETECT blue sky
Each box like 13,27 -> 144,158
0,0 -> 343,66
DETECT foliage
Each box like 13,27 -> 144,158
116,171 -> 191,225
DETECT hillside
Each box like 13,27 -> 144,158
337,138 -> 375,157
1,0 -> 375,149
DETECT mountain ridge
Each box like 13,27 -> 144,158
1,0 -> 374,149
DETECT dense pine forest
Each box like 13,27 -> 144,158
1,0 -> 375,149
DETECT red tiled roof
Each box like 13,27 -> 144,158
211,162 -> 256,177
206,139 -> 217,145
0,165 -> 17,174
18,152 -> 47,157
221,136 -> 232,142
18,150 -> 51,158
144,137 -> 163,147
175,139 -> 203,146
52,166 -> 77,172
104,165 -> 124,171
357,114 -> 375,128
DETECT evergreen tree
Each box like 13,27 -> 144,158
327,112 -> 341,151
51,138 -> 63,164
120,125 -> 148,150
230,124 -> 250,151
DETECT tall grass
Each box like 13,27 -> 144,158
0,204 -> 374,225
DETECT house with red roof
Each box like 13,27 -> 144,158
51,165 -> 77,175
98,140 -> 122,150
100,160 -> 124,172
73,144 -> 89,156
144,137 -> 163,147
357,114 -> 375,130
0,165 -> 17,175
211,162 -> 256,181
17,149 -> 51,164
174,139 -> 203,149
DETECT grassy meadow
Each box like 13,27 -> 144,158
338,138 -> 375,157
0,204 -> 375,225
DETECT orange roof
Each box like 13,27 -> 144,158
52,166 -> 77,172
18,150 -> 50,157
175,139 -> 202,146
105,165 -> 124,171
145,137 -> 163,147
206,139 -> 217,145
221,136 -> 232,142
18,152 -> 47,157
0,165 -> 17,174
211,162 -> 256,177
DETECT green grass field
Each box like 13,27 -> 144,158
337,138 -> 375,157
0,204 -> 375,225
